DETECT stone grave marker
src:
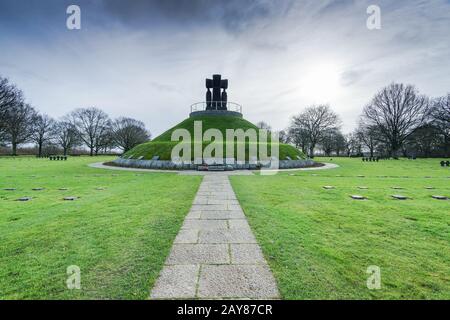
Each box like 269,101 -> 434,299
16,197 -> 32,202
392,195 -> 408,200
350,195 -> 366,200
432,195 -> 448,200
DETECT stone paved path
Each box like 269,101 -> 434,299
150,174 -> 280,299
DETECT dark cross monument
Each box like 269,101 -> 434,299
205,74 -> 228,110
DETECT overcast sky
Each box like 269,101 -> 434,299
1,0 -> 449,136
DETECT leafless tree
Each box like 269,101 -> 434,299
0,77 -> 23,142
32,114 -> 55,157
69,107 -> 111,156
287,126 -> 309,155
291,105 -> 341,157
320,129 -> 343,157
111,117 -> 151,152
277,130 -> 290,144
362,83 -> 429,157
334,131 -> 346,156
52,120 -> 79,156
355,122 -> 381,158
429,94 -> 450,157
2,102 -> 37,155
344,133 -> 362,157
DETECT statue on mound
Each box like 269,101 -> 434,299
206,74 -> 228,110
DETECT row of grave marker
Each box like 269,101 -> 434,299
321,186 -> 447,200
440,161 -> 450,167
49,156 -> 68,161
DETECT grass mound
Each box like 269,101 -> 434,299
124,115 -> 305,161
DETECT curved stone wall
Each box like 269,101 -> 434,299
112,158 -> 316,170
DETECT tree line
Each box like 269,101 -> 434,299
1,74 -> 449,158
283,83 -> 449,158
0,76 -> 151,156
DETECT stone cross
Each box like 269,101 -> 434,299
205,74 -> 228,110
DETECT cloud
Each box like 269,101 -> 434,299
0,0 -> 449,135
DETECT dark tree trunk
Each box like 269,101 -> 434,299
38,142 -> 43,157
12,142 -> 17,156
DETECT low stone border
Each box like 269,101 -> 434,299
110,158 -> 316,170
88,161 -> 339,174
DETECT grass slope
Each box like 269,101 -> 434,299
124,115 -> 304,161
230,158 -> 450,299
0,156 -> 202,299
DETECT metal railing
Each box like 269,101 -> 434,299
190,101 -> 242,114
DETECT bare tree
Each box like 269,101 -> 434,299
430,94 -> 450,157
362,83 -> 429,157
291,105 -> 341,157
320,129 -> 344,157
344,133 -> 361,157
0,77 -> 23,142
288,126 -> 309,155
52,120 -> 79,156
334,131 -> 346,156
2,102 -> 37,155
355,122 -> 381,158
111,117 -> 151,152
277,130 -> 290,144
69,107 -> 111,156
32,114 -> 54,157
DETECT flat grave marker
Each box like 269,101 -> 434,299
16,197 -> 32,202
432,195 -> 448,200
392,195 -> 409,200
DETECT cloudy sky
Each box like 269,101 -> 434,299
1,0 -> 449,135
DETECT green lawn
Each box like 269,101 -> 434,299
230,158 -> 450,299
0,156 -> 202,299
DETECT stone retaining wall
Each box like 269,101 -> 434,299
112,158 -> 315,170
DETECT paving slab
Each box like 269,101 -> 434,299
200,210 -> 245,220
150,174 -> 279,299
182,219 -> 228,230
166,244 -> 230,265
197,265 -> 279,299
198,229 -> 257,244
230,244 -> 266,264
150,265 -> 199,299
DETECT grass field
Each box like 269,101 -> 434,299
1,156 -> 449,300
230,158 -> 450,299
0,156 -> 202,299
